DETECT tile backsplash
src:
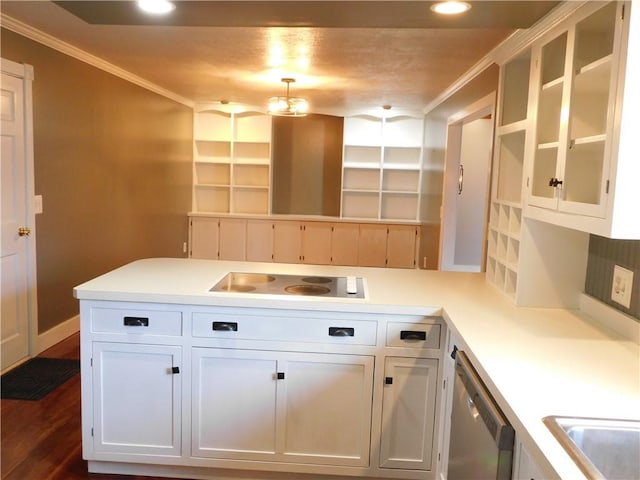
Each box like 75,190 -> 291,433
585,235 -> 640,320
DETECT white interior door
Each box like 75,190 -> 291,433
439,94 -> 495,272
1,59 -> 36,371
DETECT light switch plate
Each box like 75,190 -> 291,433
611,265 -> 633,309
33,195 -> 43,214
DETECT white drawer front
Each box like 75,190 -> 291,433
385,322 -> 441,349
192,313 -> 377,345
91,307 -> 182,336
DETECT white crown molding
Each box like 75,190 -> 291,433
423,1 -> 586,115
1,13 -> 194,108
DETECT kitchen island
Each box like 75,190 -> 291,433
74,258 -> 640,480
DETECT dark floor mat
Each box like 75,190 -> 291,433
1,357 -> 80,400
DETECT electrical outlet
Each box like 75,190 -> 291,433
611,265 -> 633,309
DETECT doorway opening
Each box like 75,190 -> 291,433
439,94 -> 495,272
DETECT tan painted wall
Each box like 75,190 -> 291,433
272,114 -> 343,216
1,29 -> 193,333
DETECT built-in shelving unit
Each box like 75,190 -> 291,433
341,115 -> 423,221
193,107 -> 271,214
487,49 -> 531,299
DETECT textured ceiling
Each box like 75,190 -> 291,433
0,1 -> 559,114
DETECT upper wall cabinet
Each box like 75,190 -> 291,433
193,107 -> 271,215
341,115 -> 423,221
525,1 -> 640,239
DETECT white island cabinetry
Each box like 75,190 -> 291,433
78,283 -> 445,480
192,348 -> 374,466
81,303 -> 183,460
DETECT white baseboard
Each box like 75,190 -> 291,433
580,293 -> 640,344
36,314 -> 79,354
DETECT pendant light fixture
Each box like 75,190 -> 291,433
268,78 -> 308,117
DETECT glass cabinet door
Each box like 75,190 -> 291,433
528,1 -> 620,217
530,32 -> 568,207
561,1 -> 617,215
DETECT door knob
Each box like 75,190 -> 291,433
18,227 -> 31,237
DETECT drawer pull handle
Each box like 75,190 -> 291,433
171,366 -> 180,374
385,377 -> 393,385
277,372 -> 285,380
329,327 -> 354,337
212,321 -> 238,331
123,316 -> 149,327
400,330 -> 426,341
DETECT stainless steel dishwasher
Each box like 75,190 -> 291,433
447,349 -> 515,480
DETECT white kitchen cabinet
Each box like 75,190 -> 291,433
192,348 -> 279,459
91,342 -> 182,456
246,218 -> 274,262
301,222 -> 332,265
487,21 -> 594,308
342,115 -> 423,221
512,440 -> 545,480
192,347 -> 374,467
525,1 -> 640,239
273,220 -> 302,264
379,357 -> 439,471
193,107 -> 271,215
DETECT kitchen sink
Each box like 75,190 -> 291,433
543,416 -> 640,480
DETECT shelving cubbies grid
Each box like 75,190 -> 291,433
193,108 -> 271,215
341,115 -> 424,221
486,49 -> 531,300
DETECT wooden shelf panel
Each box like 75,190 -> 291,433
195,186 -> 230,214
195,163 -> 230,185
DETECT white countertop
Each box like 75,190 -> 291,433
74,257 -> 640,480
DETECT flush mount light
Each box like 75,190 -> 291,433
137,0 -> 176,15
431,1 -> 471,15
268,78 -> 309,117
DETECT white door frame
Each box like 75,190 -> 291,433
439,93 -> 496,271
1,57 -> 38,372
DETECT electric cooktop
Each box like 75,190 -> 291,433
210,272 -> 365,299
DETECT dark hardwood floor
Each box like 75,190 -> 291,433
1,333 -> 163,480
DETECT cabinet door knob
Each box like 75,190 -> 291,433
18,227 -> 31,236
171,366 -> 180,374
385,377 -> 393,385
548,177 -> 563,188
277,372 -> 285,380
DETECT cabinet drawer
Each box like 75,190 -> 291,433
386,322 -> 441,349
192,312 -> 377,345
91,307 -> 182,336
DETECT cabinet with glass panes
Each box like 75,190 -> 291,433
526,1 -> 640,239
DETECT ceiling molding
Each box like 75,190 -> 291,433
0,13 -> 194,108
423,1 -> 585,116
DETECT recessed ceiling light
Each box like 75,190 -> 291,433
137,0 -> 176,15
431,1 -> 471,15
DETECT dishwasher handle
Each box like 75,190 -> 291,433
455,351 -> 514,451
